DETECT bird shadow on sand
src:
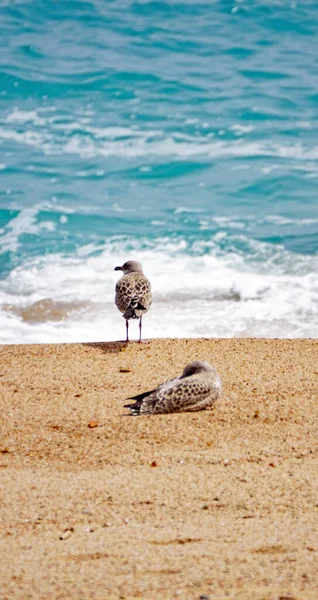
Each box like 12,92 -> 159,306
83,341 -> 129,354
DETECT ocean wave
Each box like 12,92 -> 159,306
0,236 -> 317,343
1,0 -> 317,345
0,207 -> 57,254
1,109 -> 318,163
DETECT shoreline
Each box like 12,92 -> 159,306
1,338 -> 317,599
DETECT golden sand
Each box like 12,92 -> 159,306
0,338 -> 317,599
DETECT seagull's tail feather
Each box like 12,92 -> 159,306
127,388 -> 158,402
123,299 -> 147,320
124,395 -> 157,416
124,400 -> 143,416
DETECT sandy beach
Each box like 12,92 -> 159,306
0,338 -> 317,600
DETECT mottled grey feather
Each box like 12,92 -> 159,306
115,272 -> 152,318
114,261 -> 152,320
124,360 -> 222,415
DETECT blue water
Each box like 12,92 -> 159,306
0,0 -> 317,343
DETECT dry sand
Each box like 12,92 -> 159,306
0,338 -> 317,600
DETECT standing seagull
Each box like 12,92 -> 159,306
124,360 -> 221,415
114,260 -> 152,343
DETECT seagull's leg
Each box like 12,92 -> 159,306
126,319 -> 129,342
138,315 -> 142,343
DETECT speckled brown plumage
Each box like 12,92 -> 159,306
124,360 -> 222,415
115,272 -> 152,317
114,260 -> 152,342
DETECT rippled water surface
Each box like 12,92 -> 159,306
0,0 -> 318,342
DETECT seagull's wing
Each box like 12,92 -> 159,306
126,386 -> 161,403
124,377 -> 180,415
116,274 -> 152,317
150,376 -> 219,414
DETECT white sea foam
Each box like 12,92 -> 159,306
0,237 -> 317,343
230,124 -> 255,135
0,206 -> 56,254
1,108 -> 318,163
6,109 -> 47,126
174,206 -> 204,214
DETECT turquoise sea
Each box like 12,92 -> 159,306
0,0 -> 317,343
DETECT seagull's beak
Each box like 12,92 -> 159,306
114,266 -> 122,271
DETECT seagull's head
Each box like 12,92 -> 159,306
114,260 -> 144,275
181,360 -> 217,378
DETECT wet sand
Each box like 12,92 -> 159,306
0,338 -> 317,600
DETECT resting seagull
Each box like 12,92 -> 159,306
114,260 -> 152,343
124,360 -> 222,415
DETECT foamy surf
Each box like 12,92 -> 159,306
1,112 -> 318,164
1,237 -> 317,344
